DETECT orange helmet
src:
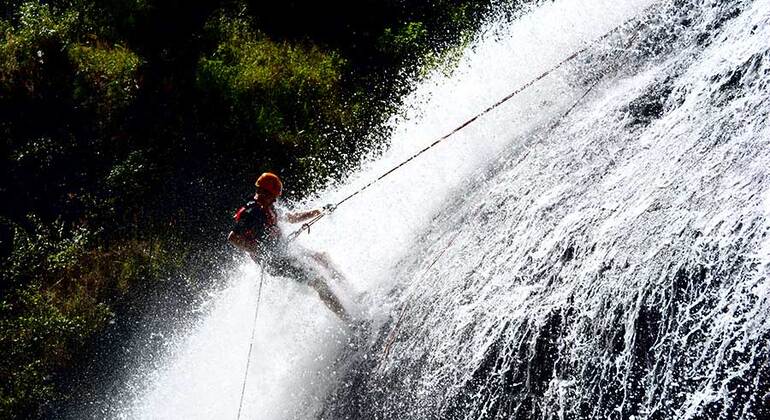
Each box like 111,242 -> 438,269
255,172 -> 283,196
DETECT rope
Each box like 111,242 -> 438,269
287,212 -> 326,241
288,10 -> 645,241
236,264 -> 266,420
375,56 -> 623,370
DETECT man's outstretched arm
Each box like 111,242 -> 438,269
285,209 -> 322,224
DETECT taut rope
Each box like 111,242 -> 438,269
235,264 -> 266,420
288,8 -> 647,241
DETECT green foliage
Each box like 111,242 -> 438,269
197,15 -> 348,143
105,150 -> 153,197
0,2 -> 77,90
0,1 -> 143,238
10,136 -> 67,171
0,2 -> 142,123
68,43 -> 141,111
380,21 -> 429,58
200,17 -> 342,97
2,218 -> 93,287
0,215 -> 187,417
194,14 -> 363,193
0,285 -> 111,418
3,214 -> 184,299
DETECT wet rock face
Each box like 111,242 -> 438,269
323,1 -> 770,419
625,79 -> 674,127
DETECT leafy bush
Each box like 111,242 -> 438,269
0,216 -> 188,418
198,15 -> 348,139
68,43 -> 141,113
0,2 -> 77,91
0,284 -> 111,419
379,21 -> 429,58
2,219 -> 92,288
195,14 -> 360,192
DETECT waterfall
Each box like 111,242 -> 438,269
106,0 -> 769,418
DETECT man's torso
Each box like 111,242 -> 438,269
233,200 -> 280,246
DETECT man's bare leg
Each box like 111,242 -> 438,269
308,277 -> 352,323
309,251 -> 348,285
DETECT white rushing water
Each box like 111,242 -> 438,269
108,0 -> 770,418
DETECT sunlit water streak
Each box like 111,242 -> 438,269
107,0 -> 769,418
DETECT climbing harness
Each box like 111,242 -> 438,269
287,6 -> 651,242
235,264 -> 266,420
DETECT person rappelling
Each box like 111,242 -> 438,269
227,172 -> 352,322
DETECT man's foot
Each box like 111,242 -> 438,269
308,276 -> 352,323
